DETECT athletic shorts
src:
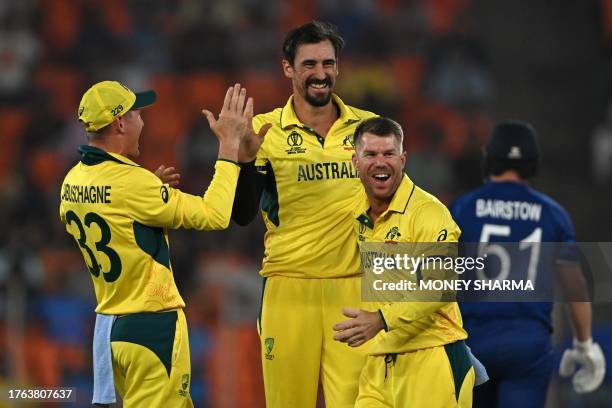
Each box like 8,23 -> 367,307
111,309 -> 193,408
356,340 -> 474,407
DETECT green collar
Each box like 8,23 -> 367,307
78,145 -> 139,167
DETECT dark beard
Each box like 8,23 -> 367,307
305,90 -> 332,107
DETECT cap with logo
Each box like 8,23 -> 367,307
77,81 -> 156,132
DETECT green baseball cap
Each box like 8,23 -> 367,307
77,80 -> 156,132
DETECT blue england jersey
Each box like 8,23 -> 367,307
449,181 -> 577,333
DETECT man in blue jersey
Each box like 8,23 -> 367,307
449,121 -> 605,407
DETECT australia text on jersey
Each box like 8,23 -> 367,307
296,161 -> 358,182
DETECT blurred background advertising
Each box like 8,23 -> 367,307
0,0 -> 611,406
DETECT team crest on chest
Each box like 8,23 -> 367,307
286,131 -> 307,155
264,337 -> 275,360
178,373 -> 190,397
342,134 -> 355,151
385,226 -> 401,242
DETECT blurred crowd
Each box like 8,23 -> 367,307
0,0 -> 609,407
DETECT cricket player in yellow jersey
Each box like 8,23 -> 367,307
60,81 -> 259,407
333,117 -> 475,407
231,21 -> 376,407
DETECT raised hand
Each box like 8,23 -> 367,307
238,98 -> 272,163
202,83 -> 252,162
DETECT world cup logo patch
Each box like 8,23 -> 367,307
286,131 -> 306,154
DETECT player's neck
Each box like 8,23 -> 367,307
367,198 -> 390,224
89,137 -> 123,157
489,171 -> 523,183
292,94 -> 338,138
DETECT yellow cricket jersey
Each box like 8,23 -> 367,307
253,94 -> 376,278
59,145 -> 240,314
354,175 -> 468,355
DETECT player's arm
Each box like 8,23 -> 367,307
554,208 -> 605,393
231,116 -> 271,226
128,84 -> 263,230
558,261 -> 592,341
558,261 -> 605,393
232,161 -> 265,225
334,203 -> 460,346
379,203 -> 460,329
125,160 -> 238,230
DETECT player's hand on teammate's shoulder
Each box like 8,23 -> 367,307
155,165 -> 180,187
560,337 -> 606,393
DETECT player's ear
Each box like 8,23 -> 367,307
108,117 -> 120,134
400,151 -> 407,168
282,59 -> 293,79
352,152 -> 358,168
115,116 -> 125,133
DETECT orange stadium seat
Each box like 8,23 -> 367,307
390,55 -> 426,105
28,149 -> 67,194
0,108 -> 30,183
182,72 -> 228,116
140,75 -> 193,169
34,66 -> 84,118
92,0 -> 132,37
242,70 -> 288,113
400,102 -> 469,157
209,326 -> 265,408
423,0 -> 471,35
23,326 -> 61,387
39,0 -> 83,52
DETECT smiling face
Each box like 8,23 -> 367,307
283,39 -> 338,107
353,132 -> 406,205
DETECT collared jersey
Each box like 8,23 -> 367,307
354,175 -> 468,355
59,146 -> 240,314
253,94 -> 376,278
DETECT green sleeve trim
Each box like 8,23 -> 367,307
261,161 -> 279,226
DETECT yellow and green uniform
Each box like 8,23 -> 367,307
354,174 -> 474,407
253,95 -> 376,407
59,145 -> 240,407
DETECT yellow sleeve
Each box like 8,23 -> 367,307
126,160 -> 240,230
380,202 -> 461,330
